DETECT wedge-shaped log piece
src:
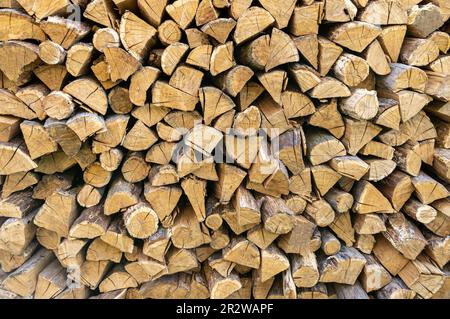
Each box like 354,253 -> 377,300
223,236 -> 260,269
308,99 -> 345,138
292,35 -> 319,70
84,0 -> 118,28
104,177 -> 141,216
376,277 -> 416,299
186,124 -> 223,156
0,210 -> 36,255
231,185 -> 260,226
104,47 -> 141,82
378,25 -> 407,63
353,180 -> 395,214
201,18 -> 236,44
119,11 -> 157,61
323,0 -> 356,22
318,36 -> 343,76
137,0 -> 167,27
210,41 -> 235,76
63,78 -> 107,115
217,65 -> 254,97
0,41 -> 41,83
204,266 -> 242,299
412,171 -> 449,205
289,3 -> 322,37
329,156 -> 370,181
186,44 -> 212,70
214,164 -> 246,203
318,246 -> 366,285
333,53 -> 370,87
259,244 -> 289,282
247,225 -> 278,250
122,120 -> 158,152
407,3 -> 445,38
199,86 -> 235,125
1,248 -> 54,297
376,170 -> 414,211
363,40 -> 391,75
234,7 -> 275,45
166,0 -> 199,29
34,188 -> 78,238
305,199 -> 335,227
86,238 -> 122,263
0,139 -> 37,175
256,94 -> 291,138
261,196 -> 294,235
181,176 -> 207,222
305,129 -> 346,165
171,205 -> 211,249
281,90 -> 315,120
1,171 -> 39,199
99,265 -> 138,293
340,89 -> 378,120
399,254 -> 444,299
359,0 -> 407,25
265,28 -> 298,72
364,159 -> 396,182
378,63 -> 428,93
0,9 -> 45,42
143,228 -> 171,263
259,0 -> 295,29
0,89 -> 37,120
400,38 -> 439,67
100,218 -> 134,254
359,140 -> 394,160
328,22 -> 381,52
373,234 -> 409,276
129,67 -> 160,107
39,15 -> 89,49
44,120 -> 81,157
152,81 -> 199,111
342,118 -> 382,155
69,205 -> 110,239
166,247 -> 197,275
309,77 -> 351,99
289,64 -> 321,92
383,213 -> 427,260
34,260 -> 67,299
273,129 -> 304,175
378,89 -> 432,123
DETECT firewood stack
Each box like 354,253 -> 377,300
0,0 -> 449,300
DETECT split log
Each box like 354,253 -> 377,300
318,246 -> 366,285
1,248 -> 54,297
399,254 -> 444,299
376,277 -> 416,299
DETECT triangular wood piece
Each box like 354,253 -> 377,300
257,70 -> 288,105
293,34 -> 319,69
353,181 -> 395,214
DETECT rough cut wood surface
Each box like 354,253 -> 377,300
0,0 -> 449,300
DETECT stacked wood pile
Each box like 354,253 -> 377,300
0,0 -> 449,300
